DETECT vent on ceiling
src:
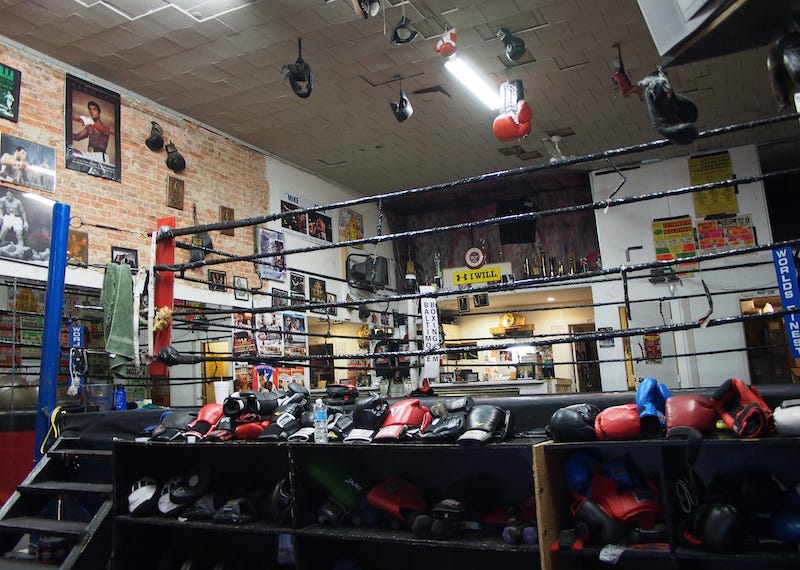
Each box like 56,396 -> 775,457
498,145 -> 542,161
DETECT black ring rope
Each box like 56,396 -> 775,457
154,166 -> 800,273
155,112 -> 800,241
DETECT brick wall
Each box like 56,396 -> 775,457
0,42 -> 269,291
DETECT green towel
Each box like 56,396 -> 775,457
101,262 -> 134,377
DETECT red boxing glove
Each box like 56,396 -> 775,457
710,378 -> 774,439
493,99 -> 532,142
435,29 -> 457,58
373,399 -> 432,441
185,403 -> 224,439
594,403 -> 641,441
665,394 -> 716,437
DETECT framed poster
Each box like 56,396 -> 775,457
111,246 -> 138,269
166,176 -> 184,210
0,134 -> 56,192
339,208 -> 364,248
208,269 -> 227,292
327,292 -> 337,316
254,226 -> 286,282
219,206 -> 234,236
0,187 -> 52,264
309,277 -> 326,314
0,62 -> 20,122
272,288 -> 289,308
233,276 -> 249,301
290,272 -> 305,296
65,74 -> 121,181
308,211 -> 332,242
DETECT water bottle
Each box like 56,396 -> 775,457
113,384 -> 126,411
313,398 -> 328,443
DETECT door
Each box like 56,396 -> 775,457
309,343 -> 334,389
570,323 -> 601,392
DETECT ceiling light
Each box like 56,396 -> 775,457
444,56 -> 501,110
547,297 -> 555,302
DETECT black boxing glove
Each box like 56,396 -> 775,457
419,414 -> 466,442
680,502 -> 746,553
639,70 -> 698,145
430,396 -> 474,418
353,392 -> 390,429
572,496 -> 625,546
548,403 -> 599,442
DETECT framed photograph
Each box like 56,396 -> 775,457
111,246 -> 138,269
309,277 -> 326,313
254,226 -> 286,281
327,292 -> 337,316
272,288 -> 289,308
465,371 -> 479,382
457,296 -> 469,312
598,326 -> 615,348
0,186 -> 51,264
281,200 -> 307,234
65,74 -> 121,181
0,62 -> 20,123
473,292 -> 489,308
0,133 -> 56,192
219,205 -> 234,236
233,276 -> 249,301
290,272 -> 305,295
208,269 -> 227,292
67,229 -> 88,265
291,293 -> 305,307
439,372 -> 454,384
517,364 -> 534,379
166,176 -> 184,210
308,211 -> 332,242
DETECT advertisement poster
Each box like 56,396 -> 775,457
689,151 -> 738,218
256,312 -> 283,356
651,215 -> 697,276
0,62 -> 20,122
0,133 -> 56,192
65,74 -> 121,181
254,226 -> 286,282
232,312 -> 256,359
696,214 -> 756,254
643,333 -> 662,364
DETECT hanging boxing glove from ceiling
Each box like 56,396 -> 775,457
638,69 -> 698,145
492,79 -> 532,142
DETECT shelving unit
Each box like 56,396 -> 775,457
111,439 -> 541,570
534,437 -> 800,570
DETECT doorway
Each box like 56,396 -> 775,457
570,323 -> 601,392
741,296 -> 796,385
309,343 -> 334,389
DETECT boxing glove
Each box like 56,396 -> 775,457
353,392 -> 390,429
493,99 -> 532,142
774,398 -> 800,436
457,404 -> 511,445
430,396 -> 474,418
710,378 -> 774,438
366,476 -> 428,524
665,394 -> 716,437
680,502 -> 746,553
548,403 -> 600,443
373,399 -> 432,441
184,403 -> 224,440
328,412 -> 355,441
435,29 -> 457,58
639,70 -> 698,145
419,413 -> 466,442
572,497 -> 625,545
635,378 -> 671,438
767,32 -> 800,110
350,0 -> 380,19
594,403 -> 641,441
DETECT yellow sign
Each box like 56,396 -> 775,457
452,266 -> 503,285
689,151 -> 738,218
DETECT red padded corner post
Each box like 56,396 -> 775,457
150,216 -> 175,378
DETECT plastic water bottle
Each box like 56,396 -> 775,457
113,385 -> 126,411
313,398 -> 328,443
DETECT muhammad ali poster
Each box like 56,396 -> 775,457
0,134 -> 56,192
64,75 -> 121,182
0,185 -> 53,264
0,62 -> 20,123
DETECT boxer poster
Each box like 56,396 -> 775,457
65,74 -> 121,181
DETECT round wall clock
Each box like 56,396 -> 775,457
465,246 -> 485,269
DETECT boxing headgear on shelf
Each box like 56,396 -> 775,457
283,38 -> 313,99
145,121 -> 164,151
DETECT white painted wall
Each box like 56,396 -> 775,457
590,144 -> 773,391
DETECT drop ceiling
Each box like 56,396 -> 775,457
0,0 -> 797,198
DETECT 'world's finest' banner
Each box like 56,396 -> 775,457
772,246 -> 800,357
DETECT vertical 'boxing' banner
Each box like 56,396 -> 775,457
419,285 -> 441,380
772,246 -> 800,357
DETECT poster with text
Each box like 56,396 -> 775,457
651,215 -> 697,276
281,192 -> 334,244
339,208 -> 364,248
690,151 -> 738,218
65,75 -> 121,181
0,62 -> 20,122
696,214 -> 756,254
282,311 -> 307,357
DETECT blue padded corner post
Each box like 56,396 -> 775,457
34,201 -> 70,462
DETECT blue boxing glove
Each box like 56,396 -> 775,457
635,378 -> 672,437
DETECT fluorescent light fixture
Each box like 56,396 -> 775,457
444,56 -> 501,110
